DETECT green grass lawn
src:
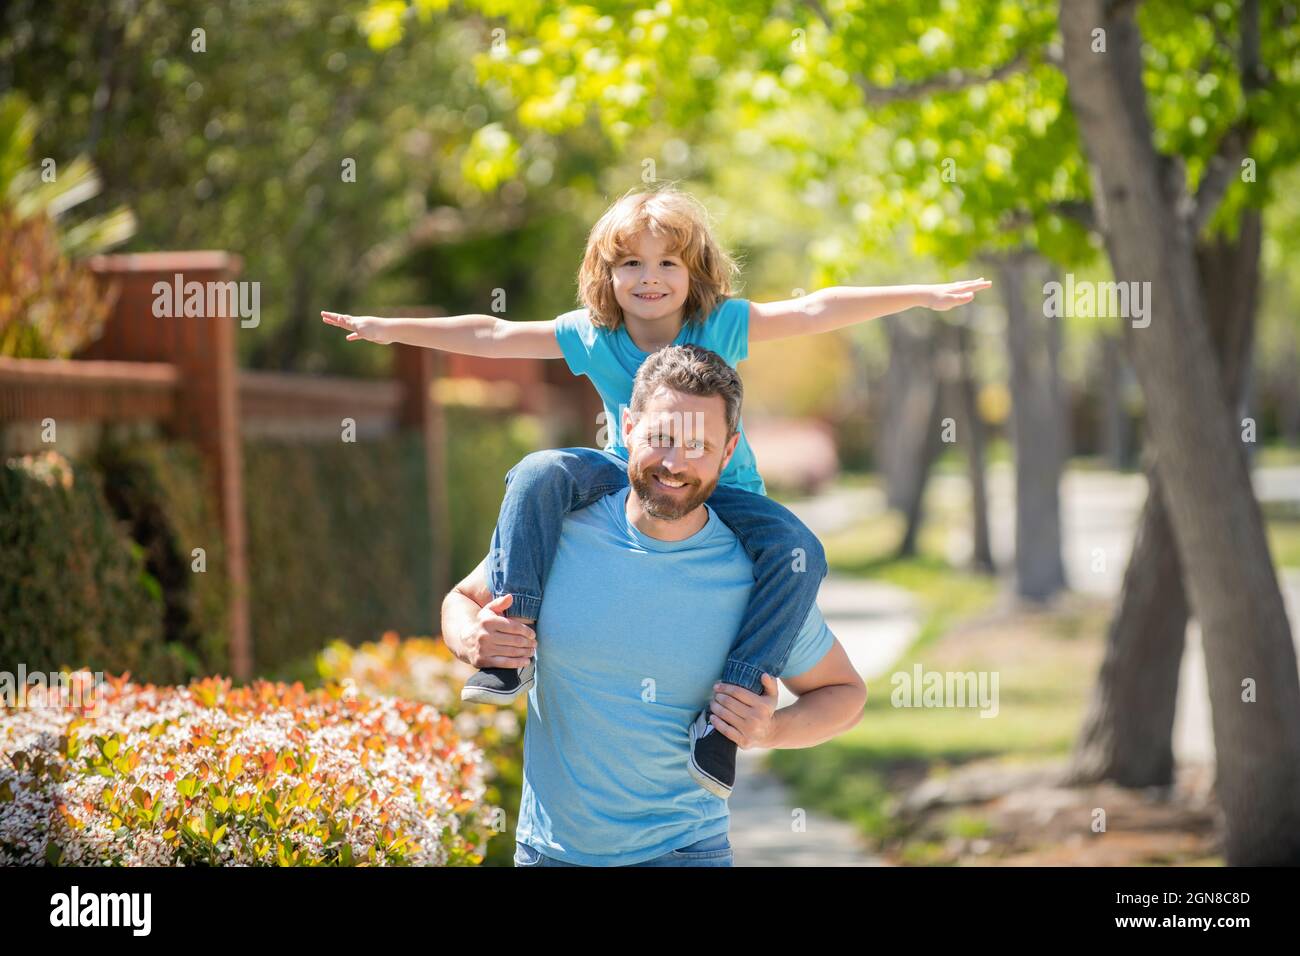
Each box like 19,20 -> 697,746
1265,512 -> 1300,569
768,491 -> 1104,853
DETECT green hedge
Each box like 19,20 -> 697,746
243,409 -> 539,675
94,438 -> 230,677
0,409 -> 538,682
1,450 -> 158,679
441,408 -> 544,584
0,441 -> 230,684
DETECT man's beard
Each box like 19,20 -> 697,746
628,458 -> 721,521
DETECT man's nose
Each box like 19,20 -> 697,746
659,445 -> 688,472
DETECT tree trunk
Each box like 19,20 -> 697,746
878,314 -> 939,512
897,343 -> 945,559
1061,1 -> 1300,865
1068,207 -> 1264,787
949,319 -> 995,573
996,252 -> 1068,601
1099,334 -> 1133,469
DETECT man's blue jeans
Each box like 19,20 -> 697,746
513,831 -> 733,867
487,446 -> 829,694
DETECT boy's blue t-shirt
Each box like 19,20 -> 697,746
553,297 -> 766,495
515,486 -> 835,865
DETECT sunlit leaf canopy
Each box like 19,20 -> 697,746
365,0 -> 1299,275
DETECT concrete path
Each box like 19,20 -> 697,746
725,495 -> 919,866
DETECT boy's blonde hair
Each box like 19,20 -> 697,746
577,183 -> 740,331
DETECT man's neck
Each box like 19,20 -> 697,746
621,308 -> 684,353
625,488 -> 708,541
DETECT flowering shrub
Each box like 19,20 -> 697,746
0,672 -> 495,866
316,632 -> 525,866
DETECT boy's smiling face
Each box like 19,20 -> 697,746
611,230 -> 690,327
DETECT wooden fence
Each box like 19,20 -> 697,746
0,253 -> 450,681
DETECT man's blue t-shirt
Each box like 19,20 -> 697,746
553,298 -> 766,495
514,486 -> 836,866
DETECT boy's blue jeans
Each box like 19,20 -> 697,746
513,831 -> 733,867
487,447 -> 829,694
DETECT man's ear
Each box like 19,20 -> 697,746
621,405 -> 636,445
719,431 -> 740,472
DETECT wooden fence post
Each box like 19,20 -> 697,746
84,252 -> 252,681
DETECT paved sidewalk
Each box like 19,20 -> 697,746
726,496 -> 919,866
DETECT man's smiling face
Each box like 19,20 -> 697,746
622,385 -> 739,521
611,230 -> 690,326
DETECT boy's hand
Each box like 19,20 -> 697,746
464,593 -> 538,670
922,278 -> 993,312
320,311 -> 395,345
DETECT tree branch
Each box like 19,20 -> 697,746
854,48 -> 1033,105
354,202 -> 529,283
798,0 -> 1047,104
1106,0 -> 1144,18
999,200 -> 1097,235
1190,0 -> 1265,235
801,0 -> 833,32
1190,120 -> 1253,235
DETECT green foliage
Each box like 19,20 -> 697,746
369,0 -> 1298,275
0,451 -> 168,679
442,407 -> 544,581
243,432 -> 433,673
94,438 -> 231,677
0,444 -> 230,683
0,0 -> 603,375
0,92 -> 132,358
243,409 -> 539,675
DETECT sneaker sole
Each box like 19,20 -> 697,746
687,718 -> 734,800
461,670 -> 535,705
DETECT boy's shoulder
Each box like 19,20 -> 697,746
555,307 -> 601,334
553,308 -> 608,374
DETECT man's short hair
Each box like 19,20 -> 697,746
629,344 -> 743,436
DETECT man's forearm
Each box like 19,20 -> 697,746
766,683 -> 865,749
803,285 -> 929,335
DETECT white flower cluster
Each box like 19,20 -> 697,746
0,676 -> 493,867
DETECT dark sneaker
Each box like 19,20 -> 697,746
461,657 -> 535,705
688,709 -> 736,799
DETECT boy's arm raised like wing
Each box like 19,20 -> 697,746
321,311 -> 564,360
748,280 -> 992,344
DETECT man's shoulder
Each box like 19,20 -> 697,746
562,486 -> 628,529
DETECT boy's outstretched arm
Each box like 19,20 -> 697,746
320,310 -> 564,360
748,279 -> 993,343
